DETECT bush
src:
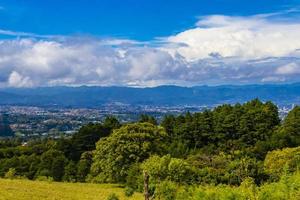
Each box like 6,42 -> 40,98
264,146 -> 300,180
155,181 -> 177,200
142,155 -> 198,185
36,176 -> 54,182
4,168 -> 16,179
106,193 -> 119,200
124,187 -> 134,197
125,163 -> 143,192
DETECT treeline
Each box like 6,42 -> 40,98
0,99 -> 300,199
0,114 -> 13,137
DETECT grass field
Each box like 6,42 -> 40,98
0,179 -> 143,200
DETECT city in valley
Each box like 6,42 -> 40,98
0,103 -> 295,139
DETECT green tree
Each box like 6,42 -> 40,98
63,161 -> 77,182
76,151 -> 93,182
103,116 -> 121,130
38,149 -> 66,181
71,123 -> 110,160
139,114 -> 158,125
272,106 -> 300,148
90,123 -> 167,183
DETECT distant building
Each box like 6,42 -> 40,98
0,113 -> 14,137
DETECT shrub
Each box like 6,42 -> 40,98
106,193 -> 119,200
264,146 -> 300,180
4,168 -> 16,179
36,176 -> 54,182
155,181 -> 177,200
124,187 -> 134,197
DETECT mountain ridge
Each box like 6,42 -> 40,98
0,83 -> 300,108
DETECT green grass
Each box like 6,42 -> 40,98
0,179 -> 143,200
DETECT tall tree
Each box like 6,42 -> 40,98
90,123 -> 167,183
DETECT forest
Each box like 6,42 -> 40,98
0,99 -> 300,200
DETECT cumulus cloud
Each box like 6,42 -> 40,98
166,14 -> 300,61
276,63 -> 300,75
8,71 -> 33,87
0,12 -> 300,87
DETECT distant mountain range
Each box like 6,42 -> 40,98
0,84 -> 300,108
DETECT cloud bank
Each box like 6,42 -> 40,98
1,13 -> 300,87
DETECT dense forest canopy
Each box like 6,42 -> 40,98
0,114 -> 13,137
0,99 -> 300,199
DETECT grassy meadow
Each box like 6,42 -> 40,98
0,179 -> 143,200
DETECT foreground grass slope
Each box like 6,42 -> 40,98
1,173 -> 300,200
0,179 -> 143,200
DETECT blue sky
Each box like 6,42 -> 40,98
0,0 -> 298,40
0,0 -> 300,87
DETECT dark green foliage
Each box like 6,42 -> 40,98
38,149 -> 66,181
0,114 -> 13,137
124,187 -> 135,197
139,114 -> 158,125
271,106 -> 300,148
103,116 -> 121,130
70,123 -> 110,160
70,117 -> 120,161
76,151 -> 93,182
106,193 -> 119,200
161,99 -> 280,158
63,161 -> 77,182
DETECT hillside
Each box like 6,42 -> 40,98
0,179 -> 142,200
1,173 -> 299,200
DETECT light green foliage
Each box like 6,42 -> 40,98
36,176 -> 54,182
187,152 -> 264,185
155,180 -> 178,200
156,173 -> 300,200
142,155 -> 198,184
264,146 -> 300,180
4,168 -> 16,179
90,123 -> 167,183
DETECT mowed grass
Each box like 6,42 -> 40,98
0,179 -> 143,200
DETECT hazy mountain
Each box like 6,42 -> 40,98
0,84 -> 300,108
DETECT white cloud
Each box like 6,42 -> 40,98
8,71 -> 33,87
0,12 -> 300,87
165,15 -> 300,61
276,63 -> 300,75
